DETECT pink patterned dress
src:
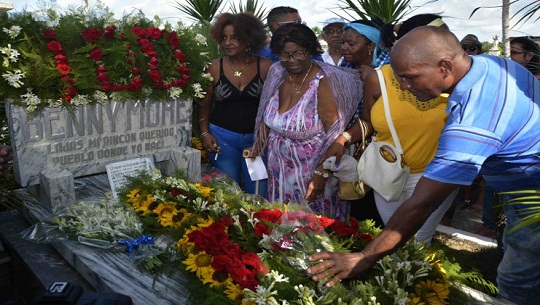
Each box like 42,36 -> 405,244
263,71 -> 347,220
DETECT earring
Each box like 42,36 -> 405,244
246,47 -> 252,54
368,51 -> 372,56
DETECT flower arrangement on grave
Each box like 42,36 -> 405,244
115,169 -> 496,305
0,6 -> 211,113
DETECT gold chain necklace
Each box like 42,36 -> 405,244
289,63 -> 313,95
227,57 -> 249,77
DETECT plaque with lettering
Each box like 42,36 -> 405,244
7,99 -> 193,186
106,157 -> 155,199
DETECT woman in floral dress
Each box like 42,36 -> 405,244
250,23 -> 362,221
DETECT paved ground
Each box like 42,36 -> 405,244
441,201 -> 500,247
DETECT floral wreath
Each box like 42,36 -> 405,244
0,8 -> 212,113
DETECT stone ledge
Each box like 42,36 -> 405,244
436,224 -> 498,247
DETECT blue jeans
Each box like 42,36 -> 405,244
208,124 -> 267,197
497,194 -> 540,305
482,184 -> 497,229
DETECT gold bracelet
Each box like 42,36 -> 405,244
200,132 -> 210,139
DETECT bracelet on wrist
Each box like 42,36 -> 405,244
314,168 -> 330,179
200,132 -> 210,139
341,131 -> 352,146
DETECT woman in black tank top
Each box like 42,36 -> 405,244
197,13 -> 273,196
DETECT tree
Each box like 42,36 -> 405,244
512,0 -> 540,27
333,0 -> 415,23
470,0 -> 540,57
311,26 -> 322,40
172,0 -> 225,25
230,0 -> 268,22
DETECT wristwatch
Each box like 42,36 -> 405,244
314,168 -> 330,179
341,131 -> 352,146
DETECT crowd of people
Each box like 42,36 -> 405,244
194,6 -> 539,305
1,5 -> 538,305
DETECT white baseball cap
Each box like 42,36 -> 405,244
322,17 -> 346,29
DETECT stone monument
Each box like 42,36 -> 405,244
489,34 -> 500,56
7,99 -> 201,214
6,99 -> 199,304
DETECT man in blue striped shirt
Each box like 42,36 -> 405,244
307,26 -> 540,305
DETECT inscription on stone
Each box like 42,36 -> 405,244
107,158 -> 155,199
7,99 -> 193,186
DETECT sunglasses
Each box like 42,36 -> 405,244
462,46 -> 478,52
276,20 -> 306,26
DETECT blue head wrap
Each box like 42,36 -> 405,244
343,23 -> 382,67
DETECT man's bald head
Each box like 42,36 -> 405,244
390,26 -> 471,101
391,26 -> 463,69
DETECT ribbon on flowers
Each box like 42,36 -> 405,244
118,235 -> 155,255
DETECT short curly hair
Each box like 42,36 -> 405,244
270,23 -> 323,55
209,13 -> 267,53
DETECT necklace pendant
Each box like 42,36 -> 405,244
234,71 -> 242,77
295,89 -> 301,95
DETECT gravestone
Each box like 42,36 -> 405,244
5,98 -> 200,304
7,99 -> 201,213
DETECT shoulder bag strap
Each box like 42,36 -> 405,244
375,68 -> 403,154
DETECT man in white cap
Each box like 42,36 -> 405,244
321,17 -> 345,65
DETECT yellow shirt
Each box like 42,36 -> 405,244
370,65 -> 448,174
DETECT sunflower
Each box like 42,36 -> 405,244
408,280 -> 450,305
134,194 -> 159,215
126,188 -> 141,202
176,234 -> 193,255
183,250 -> 214,279
194,183 -> 214,198
223,281 -> 245,303
207,270 -> 233,288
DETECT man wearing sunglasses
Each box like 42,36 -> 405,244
258,6 -> 323,62
460,34 -> 482,55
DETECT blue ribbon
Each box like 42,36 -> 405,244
118,235 -> 155,256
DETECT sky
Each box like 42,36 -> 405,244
8,0 -> 538,43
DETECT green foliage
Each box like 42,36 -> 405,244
501,189 -> 540,234
333,0 -> 414,23
1,6 -> 212,114
172,0 -> 225,24
512,1 -> 540,27
229,0 -> 268,22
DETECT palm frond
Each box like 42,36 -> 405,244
500,190 -> 540,234
229,0 -> 268,21
511,1 -> 540,27
334,0 -> 414,23
172,0 -> 225,24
